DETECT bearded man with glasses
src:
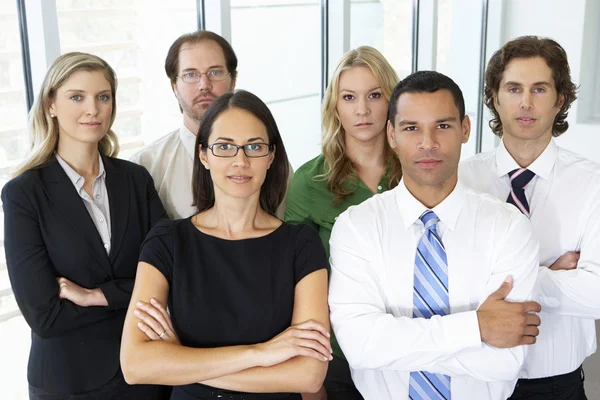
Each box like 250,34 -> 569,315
132,30 -> 292,220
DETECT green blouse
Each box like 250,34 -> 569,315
284,154 -> 391,358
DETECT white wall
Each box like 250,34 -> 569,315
500,0 -> 600,396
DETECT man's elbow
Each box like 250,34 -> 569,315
477,351 -> 523,382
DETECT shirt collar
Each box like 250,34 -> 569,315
55,152 -> 106,191
395,178 -> 466,232
179,123 -> 197,159
495,138 -> 557,180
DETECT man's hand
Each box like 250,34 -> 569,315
549,251 -> 580,271
477,276 -> 541,348
57,277 -> 108,307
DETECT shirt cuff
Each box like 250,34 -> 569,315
536,266 -> 560,310
444,310 -> 482,351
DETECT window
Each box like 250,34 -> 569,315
578,0 -> 600,124
350,0 -> 412,80
55,0 -> 198,158
230,0 -> 322,169
433,0 -> 488,159
0,0 -> 31,396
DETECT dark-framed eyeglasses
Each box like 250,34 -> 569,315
207,142 -> 273,158
178,68 -> 230,83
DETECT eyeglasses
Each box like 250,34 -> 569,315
178,68 -> 230,83
207,142 -> 273,158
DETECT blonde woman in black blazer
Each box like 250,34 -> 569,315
2,52 -> 168,399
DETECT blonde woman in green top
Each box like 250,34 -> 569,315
285,46 -> 402,400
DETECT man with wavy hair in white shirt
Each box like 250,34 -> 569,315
329,70 -> 542,400
460,36 -> 598,400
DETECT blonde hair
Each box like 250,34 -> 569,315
320,46 -> 402,203
12,52 -> 119,177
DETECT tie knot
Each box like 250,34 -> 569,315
509,168 -> 535,189
420,210 -> 439,231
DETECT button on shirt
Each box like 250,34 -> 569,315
56,153 -> 111,254
328,180 -> 539,400
460,139 -> 600,379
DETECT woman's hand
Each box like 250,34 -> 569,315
254,320 -> 332,367
57,277 -> 107,307
134,298 -> 180,345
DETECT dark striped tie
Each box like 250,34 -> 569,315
409,210 -> 451,400
506,168 -> 535,217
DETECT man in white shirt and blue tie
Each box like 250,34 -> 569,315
329,70 -> 542,400
461,36 -> 599,400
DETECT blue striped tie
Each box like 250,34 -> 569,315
409,210 -> 451,400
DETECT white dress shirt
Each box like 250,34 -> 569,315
131,124 -> 292,220
329,180 -> 539,400
460,139 -> 600,379
56,153 -> 112,254
130,124 -> 196,220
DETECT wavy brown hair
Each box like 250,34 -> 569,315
484,36 -> 578,137
320,46 -> 402,203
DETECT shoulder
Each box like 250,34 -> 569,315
295,154 -> 326,175
332,189 -> 394,242
2,165 -> 47,201
291,155 -> 327,185
461,185 -> 532,236
342,189 -> 393,224
144,218 -> 185,241
556,146 -> 600,181
459,150 -> 495,179
130,129 -> 181,165
104,156 -> 155,182
283,222 -> 322,246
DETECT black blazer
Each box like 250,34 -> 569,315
2,155 -> 167,395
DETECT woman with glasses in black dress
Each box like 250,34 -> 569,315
121,90 -> 331,400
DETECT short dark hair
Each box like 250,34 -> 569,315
388,71 -> 466,126
164,30 -> 238,85
192,90 -> 290,216
485,36 -> 578,137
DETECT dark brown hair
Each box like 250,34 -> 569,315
484,36 -> 578,137
164,30 -> 238,85
192,90 -> 290,215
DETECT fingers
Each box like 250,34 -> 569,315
134,302 -> 170,338
292,328 -> 332,354
294,337 -> 333,361
520,335 -> 537,345
524,313 -> 541,327
296,346 -> 332,362
490,276 -> 513,300
137,321 -> 162,341
523,325 -> 540,337
150,298 -> 174,331
521,301 -> 542,313
293,320 -> 331,339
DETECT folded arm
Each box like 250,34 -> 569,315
121,262 -> 329,393
329,211 -> 539,382
2,183 -> 113,339
537,201 -> 600,318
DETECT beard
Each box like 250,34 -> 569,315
179,91 -> 217,122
